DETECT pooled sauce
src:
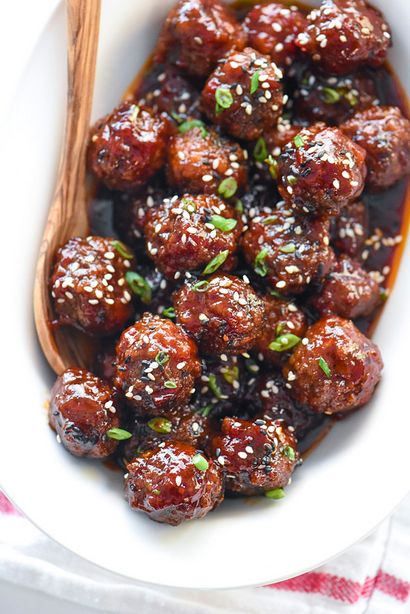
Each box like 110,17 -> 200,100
89,0 -> 410,457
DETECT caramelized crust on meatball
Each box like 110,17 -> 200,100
154,0 -> 246,78
174,274 -> 266,355
241,205 -> 333,294
283,315 -> 383,413
341,106 -> 410,190
88,102 -> 170,191
201,47 -> 284,141
211,417 -> 298,495
278,123 -> 367,216
49,368 -> 120,458
244,2 -> 307,67
50,236 -> 134,336
331,200 -> 368,257
114,313 -> 201,416
311,255 -> 380,319
125,442 -> 224,525
144,194 -> 242,279
295,0 -> 391,75
167,126 -> 248,196
254,295 -> 307,365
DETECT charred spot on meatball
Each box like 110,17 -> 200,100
283,315 -> 383,414
144,194 -> 242,279
241,204 -> 333,294
211,417 -> 299,496
341,106 -> 410,190
277,123 -> 367,216
310,254 -> 380,319
88,102 -> 170,191
295,0 -> 392,75
201,47 -> 284,141
244,2 -> 307,67
125,441 -> 224,525
253,295 -> 307,366
167,125 -> 248,196
173,274 -> 266,355
50,236 -> 134,336
154,0 -> 246,79
49,368 -> 120,458
114,313 -> 201,416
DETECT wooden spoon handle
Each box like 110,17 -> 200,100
34,0 -> 101,375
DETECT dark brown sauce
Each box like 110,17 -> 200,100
89,0 -> 410,456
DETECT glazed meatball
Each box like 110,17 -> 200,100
173,274 -> 266,355
331,200 -> 368,257
295,0 -> 392,75
50,236 -> 134,336
167,126 -> 248,196
283,315 -> 383,413
310,255 -> 380,319
49,368 -> 120,458
255,373 -> 329,448
144,194 -> 242,279
293,66 -> 379,125
114,313 -> 201,416
201,47 -> 284,141
88,102 -> 170,191
254,295 -> 307,366
241,205 -> 333,294
341,106 -> 410,190
125,442 -> 224,525
211,417 -> 298,495
244,3 -> 307,67
154,0 -> 245,79
136,65 -> 201,123
278,123 -> 367,216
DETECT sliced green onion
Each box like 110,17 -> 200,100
318,356 -> 331,378
155,351 -> 169,366
198,404 -> 213,418
106,428 -> 132,441
279,242 -> 296,254
218,177 -> 238,199
254,137 -> 268,162
152,489 -> 161,495
250,70 -> 261,94
164,380 -> 177,389
235,199 -> 244,213
221,365 -> 239,385
263,214 -> 278,225
178,119 -> 208,137
293,134 -> 305,148
147,417 -> 172,434
321,87 -> 341,104
270,290 -> 285,299
283,445 -> 296,461
192,280 -> 210,292
344,90 -> 359,107
125,272 -> 152,304
265,488 -> 285,499
254,248 -> 269,277
202,250 -> 229,275
111,240 -> 134,260
269,333 -> 301,352
208,373 -> 223,399
162,307 -> 176,319
265,155 -> 278,180
209,214 -> 237,232
215,87 -> 234,113
287,175 -> 297,186
192,453 -> 209,472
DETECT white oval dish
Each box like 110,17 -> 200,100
0,0 -> 409,590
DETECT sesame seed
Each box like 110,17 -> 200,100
202,174 -> 213,182
176,476 -> 182,486
238,451 -> 247,459
177,361 -> 186,369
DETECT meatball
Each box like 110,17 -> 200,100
254,295 -> 307,366
293,66 -> 379,126
88,102 -> 170,191
167,126 -> 248,196
125,442 -> 224,525
241,205 -> 333,294
277,123 -> 367,216
341,106 -> 410,190
211,417 -> 298,495
244,3 -> 307,67
173,274 -> 266,355
283,315 -> 383,414
49,368 -> 120,458
255,373 -> 329,448
50,236 -> 134,336
264,119 -> 303,153
144,194 -> 242,279
331,200 -> 368,257
135,65 -> 201,123
201,47 -> 284,141
154,0 -> 245,79
295,0 -> 392,75
310,255 -> 380,319
114,313 -> 201,416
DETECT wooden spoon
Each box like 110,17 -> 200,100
33,0 -> 101,375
